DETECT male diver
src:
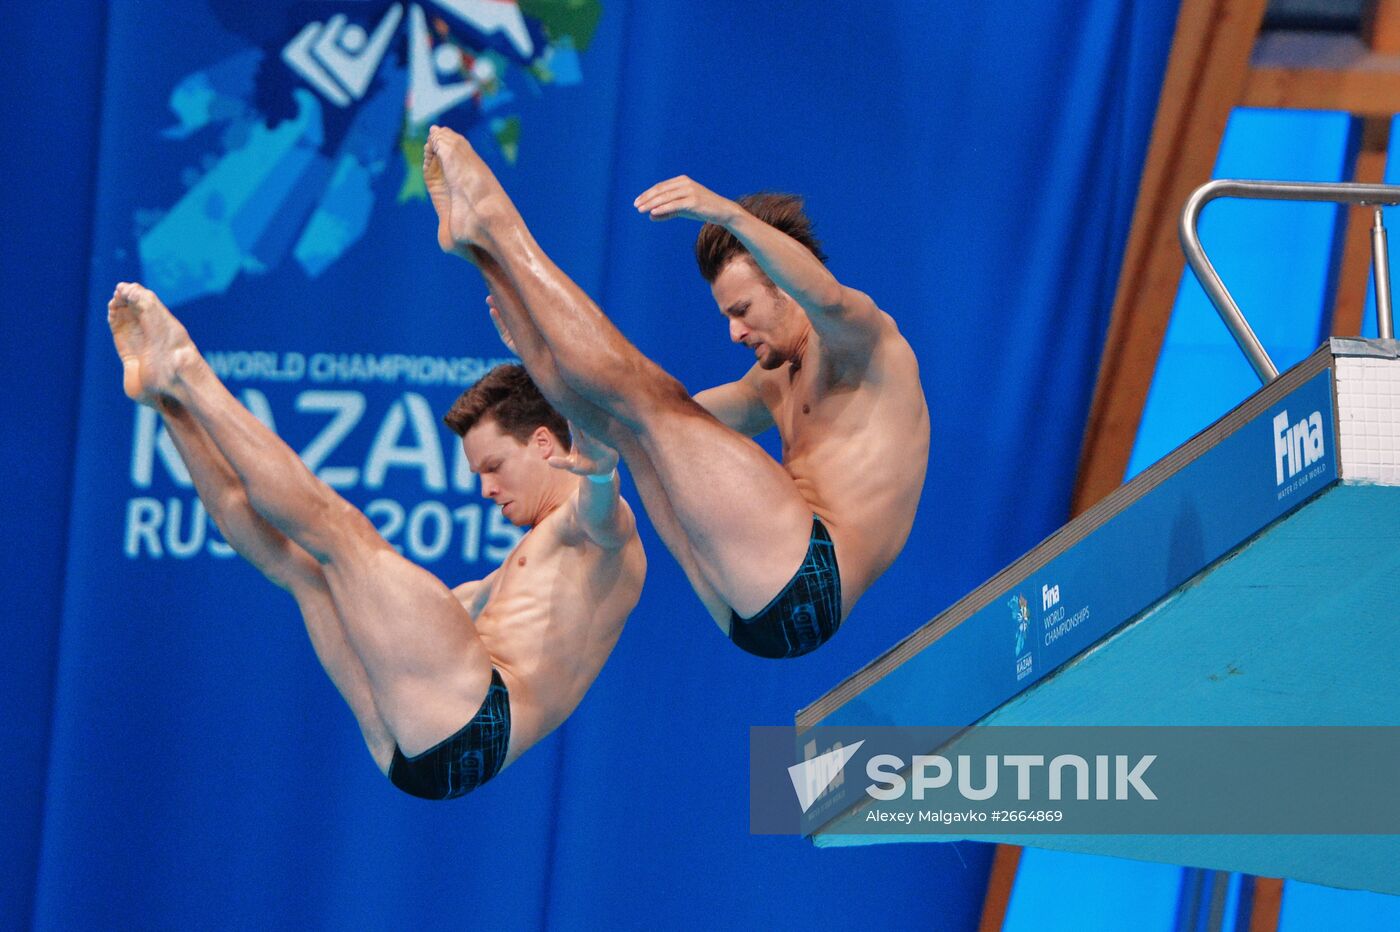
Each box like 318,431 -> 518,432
422,124 -> 930,659
107,282 -> 644,798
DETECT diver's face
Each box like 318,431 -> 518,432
710,258 -> 801,370
463,418 -> 552,527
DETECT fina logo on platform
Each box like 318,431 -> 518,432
1273,408 -> 1325,486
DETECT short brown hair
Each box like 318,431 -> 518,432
694,192 -> 828,283
443,363 -> 571,449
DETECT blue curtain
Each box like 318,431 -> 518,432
3,1 -> 1178,926
0,0 -> 109,924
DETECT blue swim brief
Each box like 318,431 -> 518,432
388,668 -> 510,800
728,516 -> 843,659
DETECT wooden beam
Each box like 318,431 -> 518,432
1242,27 -> 1400,116
1248,876 -> 1285,932
1332,117 -> 1391,338
1367,0 -> 1400,54
976,844 -> 1023,932
1243,64 -> 1400,117
1072,0 -> 1270,516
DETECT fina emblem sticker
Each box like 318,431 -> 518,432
1009,593 -> 1033,681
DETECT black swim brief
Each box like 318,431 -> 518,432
388,668 -> 511,800
728,516 -> 843,659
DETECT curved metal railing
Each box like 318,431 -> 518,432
1179,179 -> 1400,384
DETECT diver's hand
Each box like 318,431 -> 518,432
485,296 -> 518,354
633,175 -> 741,225
548,422 -> 618,478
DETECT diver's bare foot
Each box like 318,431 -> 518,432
423,133 -> 469,257
424,125 -> 515,251
106,282 -> 199,404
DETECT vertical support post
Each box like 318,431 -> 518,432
1373,207 -> 1396,339
1330,119 -> 1390,338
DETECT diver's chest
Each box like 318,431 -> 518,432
773,364 -> 855,436
487,532 -> 553,598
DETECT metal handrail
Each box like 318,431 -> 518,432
1179,179 -> 1400,384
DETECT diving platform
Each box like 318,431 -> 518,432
796,182 -> 1400,895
